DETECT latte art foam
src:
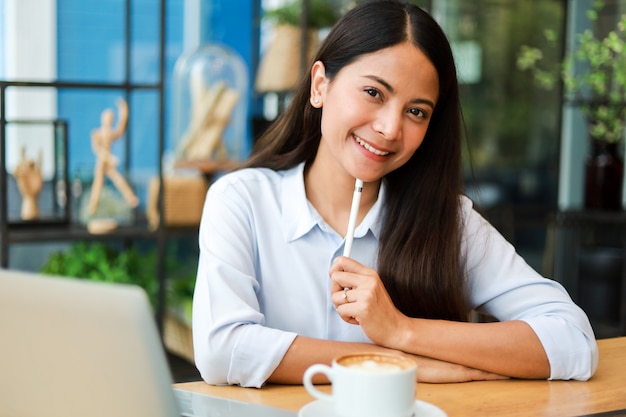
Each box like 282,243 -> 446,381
337,353 -> 414,373
346,359 -> 403,373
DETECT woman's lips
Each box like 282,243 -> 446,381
353,135 -> 390,156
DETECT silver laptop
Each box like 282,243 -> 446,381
0,269 -> 296,417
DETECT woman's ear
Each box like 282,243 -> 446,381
310,61 -> 327,107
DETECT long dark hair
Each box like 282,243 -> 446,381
247,0 -> 468,321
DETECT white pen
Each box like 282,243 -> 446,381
343,178 -> 364,258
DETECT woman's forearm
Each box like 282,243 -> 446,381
267,333 -> 519,385
393,318 -> 550,379
267,336 -> 395,384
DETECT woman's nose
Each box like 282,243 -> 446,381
372,106 -> 402,140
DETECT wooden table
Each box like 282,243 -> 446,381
175,337 -> 626,417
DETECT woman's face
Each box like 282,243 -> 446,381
311,41 -> 439,183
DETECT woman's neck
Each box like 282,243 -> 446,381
304,159 -> 379,237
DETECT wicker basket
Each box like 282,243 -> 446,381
147,176 -> 209,230
255,24 -> 320,92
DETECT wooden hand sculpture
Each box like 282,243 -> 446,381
14,147 -> 43,220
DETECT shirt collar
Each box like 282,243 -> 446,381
281,163 -> 318,242
281,163 -> 385,243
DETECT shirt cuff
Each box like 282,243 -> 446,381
228,324 -> 298,388
522,315 -> 598,381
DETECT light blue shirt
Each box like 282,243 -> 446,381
192,163 -> 598,387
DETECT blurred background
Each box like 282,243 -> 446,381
1,0 -> 625,376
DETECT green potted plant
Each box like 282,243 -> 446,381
516,0 -> 625,210
263,0 -> 340,29
255,0 -> 342,93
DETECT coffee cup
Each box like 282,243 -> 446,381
303,352 -> 417,417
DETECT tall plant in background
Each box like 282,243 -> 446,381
517,0 -> 626,143
517,0 -> 626,210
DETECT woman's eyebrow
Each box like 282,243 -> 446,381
363,75 -> 436,109
411,98 -> 436,109
364,75 -> 395,93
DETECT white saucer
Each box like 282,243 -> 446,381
298,399 -> 447,417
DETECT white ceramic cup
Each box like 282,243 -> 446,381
303,352 -> 417,417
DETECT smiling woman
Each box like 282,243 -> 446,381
192,0 -> 597,389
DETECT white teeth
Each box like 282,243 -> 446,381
354,136 -> 390,156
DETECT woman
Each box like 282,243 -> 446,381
192,0 -> 598,388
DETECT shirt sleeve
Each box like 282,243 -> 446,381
461,197 -> 599,381
192,176 -> 297,388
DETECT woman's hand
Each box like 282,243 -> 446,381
329,257 -> 509,383
329,256 -> 406,347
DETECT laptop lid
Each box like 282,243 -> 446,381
0,269 -> 180,417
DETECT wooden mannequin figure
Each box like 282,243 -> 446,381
88,98 -> 139,215
14,147 -> 43,221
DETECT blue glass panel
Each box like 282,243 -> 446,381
57,0 -> 126,82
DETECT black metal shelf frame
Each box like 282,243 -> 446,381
0,0 -> 173,331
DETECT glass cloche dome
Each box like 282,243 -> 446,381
171,43 -> 249,168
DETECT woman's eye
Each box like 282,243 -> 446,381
408,108 -> 426,119
365,88 -> 381,98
